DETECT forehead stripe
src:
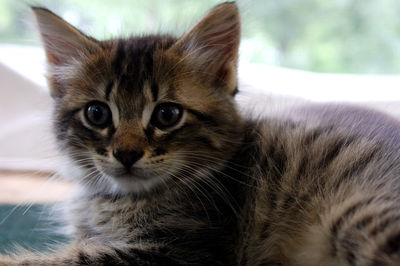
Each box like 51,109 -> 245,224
151,83 -> 159,102
113,41 -> 125,76
105,81 -> 114,101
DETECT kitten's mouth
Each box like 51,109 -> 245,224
100,165 -> 164,194
112,167 -> 151,180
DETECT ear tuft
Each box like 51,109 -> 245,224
32,7 -> 99,66
171,2 -> 241,94
32,7 -> 101,98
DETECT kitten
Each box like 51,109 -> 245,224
1,2 -> 400,265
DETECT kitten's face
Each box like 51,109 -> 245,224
34,3 -> 241,195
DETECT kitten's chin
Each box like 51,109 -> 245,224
101,167 -> 166,196
110,174 -> 164,195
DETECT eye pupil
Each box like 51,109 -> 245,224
160,108 -> 175,123
85,101 -> 111,128
152,103 -> 182,129
90,106 -> 103,122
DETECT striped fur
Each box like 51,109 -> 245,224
2,2 -> 400,265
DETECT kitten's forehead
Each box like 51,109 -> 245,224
109,37 -> 175,91
105,36 -> 177,117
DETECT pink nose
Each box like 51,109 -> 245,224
113,149 -> 143,168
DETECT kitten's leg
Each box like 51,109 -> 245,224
0,240 -> 179,266
293,192 -> 400,266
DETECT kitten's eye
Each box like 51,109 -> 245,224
84,101 -> 111,128
151,103 -> 183,129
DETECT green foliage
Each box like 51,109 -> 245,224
247,0 -> 400,73
1,0 -> 399,73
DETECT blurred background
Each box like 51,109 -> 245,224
2,0 -> 400,73
0,0 -> 399,253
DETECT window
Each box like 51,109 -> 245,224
1,0 -> 400,73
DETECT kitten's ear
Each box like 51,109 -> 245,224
170,2 -> 241,95
32,7 -> 100,97
32,7 -> 100,66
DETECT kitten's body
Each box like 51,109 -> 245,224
2,3 -> 400,265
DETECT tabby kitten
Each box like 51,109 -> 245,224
2,2 -> 400,265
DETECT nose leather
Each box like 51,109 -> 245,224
113,149 -> 143,168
